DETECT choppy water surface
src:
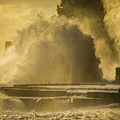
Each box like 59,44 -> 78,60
0,106 -> 120,120
0,84 -> 120,119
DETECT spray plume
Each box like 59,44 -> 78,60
0,15 -> 102,85
57,0 -> 120,80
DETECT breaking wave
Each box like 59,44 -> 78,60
0,15 -> 102,85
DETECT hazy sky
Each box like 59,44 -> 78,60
0,0 -> 60,56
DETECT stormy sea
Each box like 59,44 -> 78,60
0,0 -> 120,119
0,84 -> 120,119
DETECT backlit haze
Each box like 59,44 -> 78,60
1,0 -> 120,84
0,1 -> 120,119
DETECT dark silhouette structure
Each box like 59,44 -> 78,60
115,67 -> 120,82
118,88 -> 120,92
5,41 -> 11,51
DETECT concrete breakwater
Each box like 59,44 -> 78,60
0,84 -> 120,112
0,88 -> 66,97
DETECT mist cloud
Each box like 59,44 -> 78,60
1,0 -> 120,84
57,0 -> 120,80
0,16 -> 102,84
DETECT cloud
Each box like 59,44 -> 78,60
0,0 -> 60,8
0,5 -> 36,26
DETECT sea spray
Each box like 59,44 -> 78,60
57,0 -> 120,80
0,92 -> 25,112
0,15 -> 102,84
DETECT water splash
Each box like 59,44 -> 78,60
0,92 -> 25,111
57,0 -> 120,80
0,15 -> 102,84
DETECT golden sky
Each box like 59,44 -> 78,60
0,0 -> 60,57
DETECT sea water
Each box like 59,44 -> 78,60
0,84 -> 120,120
